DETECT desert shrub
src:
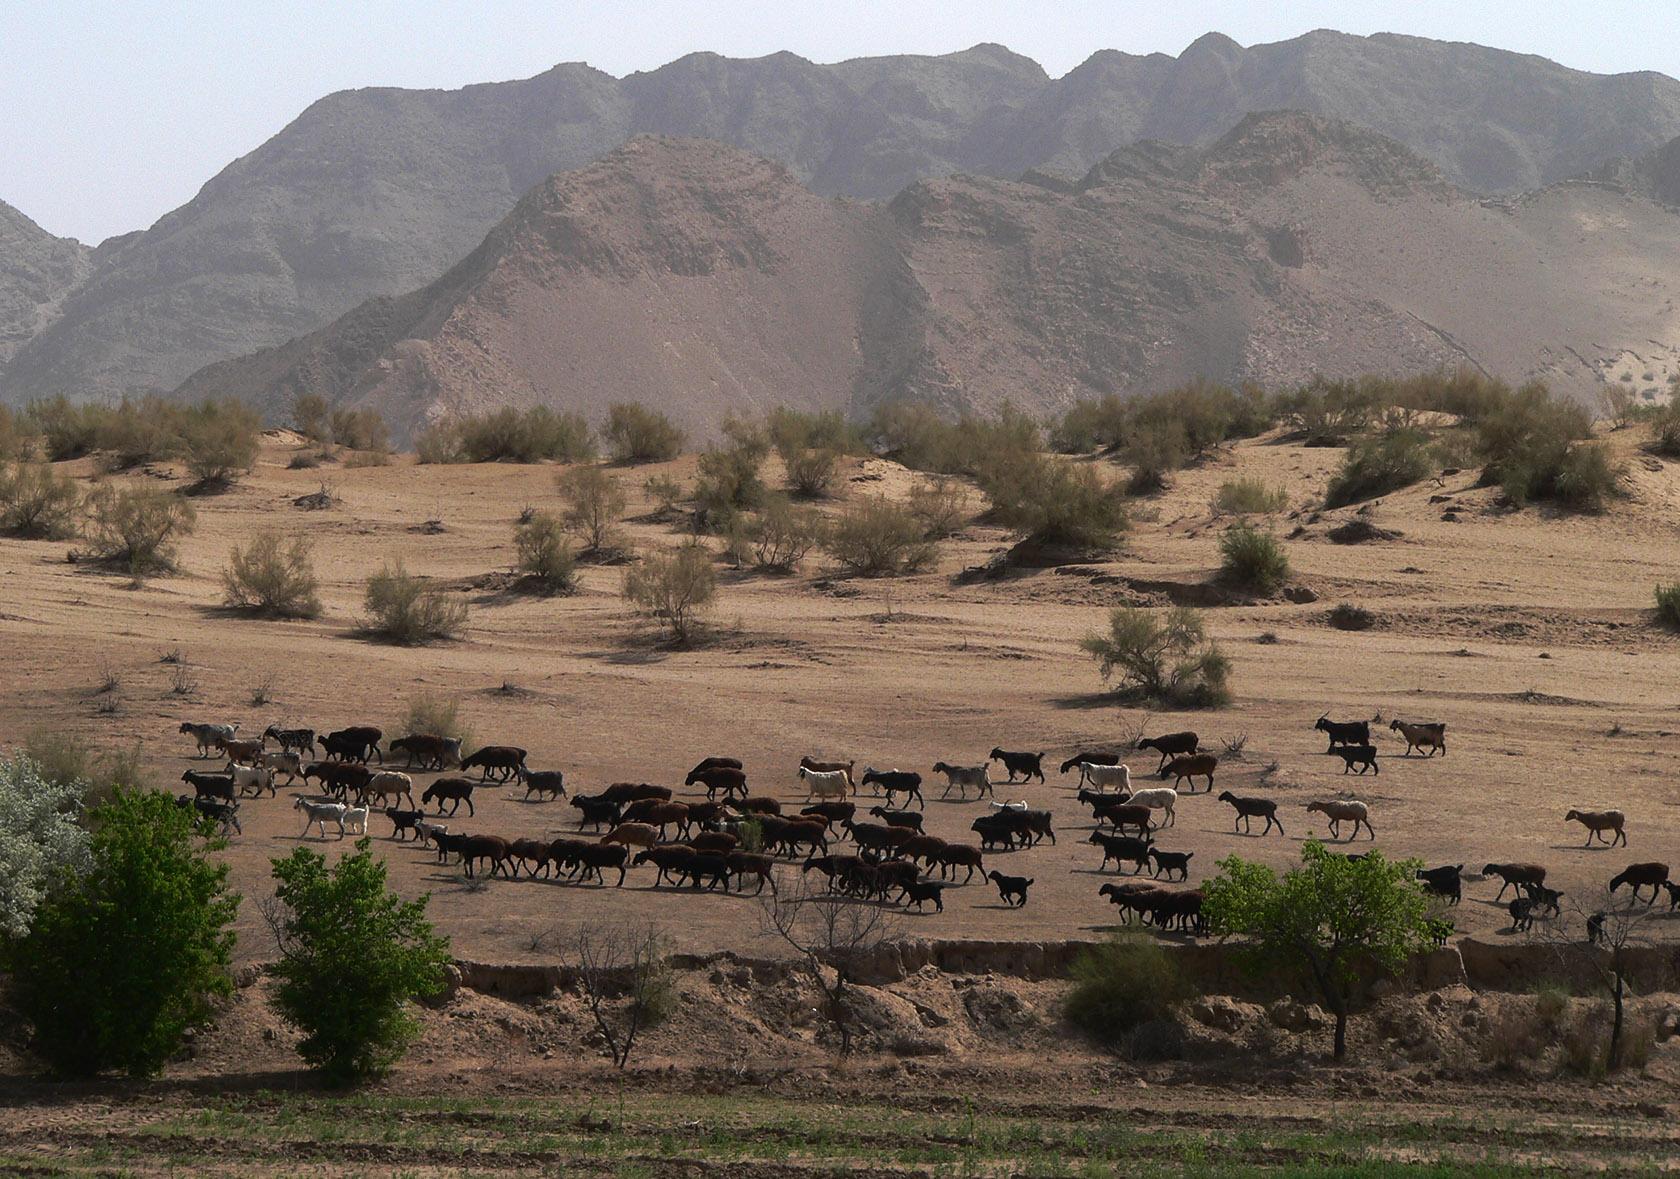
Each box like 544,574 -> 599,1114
28,395 -> 104,462
750,497 -> 825,570
863,401 -> 1039,475
396,690 -> 472,748
293,394 -> 330,443
1329,603 -> 1376,631
604,402 -> 685,464
1323,429 -> 1434,508
361,560 -> 468,644
556,464 -> 627,554
1120,421 -> 1188,493
642,473 -> 684,518
1065,932 -> 1194,1047
179,398 -> 261,486
513,510 -> 577,592
1649,394 -> 1680,457
1276,374 -> 1381,444
0,753 -> 94,940
1051,394 -> 1128,453
1547,442 -> 1625,511
0,461 -> 81,538
622,542 -> 717,642
342,447 -> 391,468
975,450 -> 1128,552
412,420 -> 465,464
268,838 -> 450,1085
694,415 -> 772,522
0,404 -> 35,461
1655,582 -> 1680,628
824,496 -> 935,576
781,444 -> 843,499
1472,380 -> 1615,508
21,731 -> 98,795
93,394 -> 185,471
907,476 -> 968,539
1397,365 -> 1511,423
329,407 -> 390,454
456,406 -> 596,463
3,788 -> 238,1078
221,531 -> 322,618
1214,477 -> 1288,515
1080,605 -> 1232,707
1599,383 -> 1642,429
767,407 -> 867,456
84,482 -> 196,574
1219,522 -> 1290,594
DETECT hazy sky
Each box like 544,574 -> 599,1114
6,1 -> 1676,244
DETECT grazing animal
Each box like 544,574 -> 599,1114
182,770 -> 236,804
179,721 -> 238,758
798,758 -> 854,793
620,800 -> 691,840
175,794 -> 241,835
1089,830 -> 1153,874
231,764 -> 276,798
1523,881 -> 1563,916
766,820 -> 829,858
1136,731 -> 1198,772
859,768 -> 924,808
1306,799 -> 1374,840
847,821 -> 913,855
460,745 -> 527,781
690,756 -> 743,776
301,760 -> 371,800
1160,752 -> 1218,792
1508,896 -> 1537,932
868,805 -> 923,832
1586,911 -> 1608,946
633,843 -> 697,887
987,870 -> 1033,907
1097,881 -> 1163,924
421,776 -> 477,817
1147,848 -> 1194,882
388,733 -> 462,771
988,748 -> 1046,783
573,842 -> 629,886
515,764 -> 567,801
1092,802 -> 1155,837
902,877 -> 947,912
1389,719 -> 1446,757
970,814 -> 1024,851
217,737 -> 265,767
1315,715 -> 1370,751
598,782 -> 673,804
1482,862 -> 1546,901
1663,882 -> 1680,911
893,833 -> 948,868
1564,808 -> 1627,848
1609,862 -> 1670,904
931,761 -> 993,800
1216,790 -> 1282,836
601,822 -> 661,851
1415,864 -> 1463,905
569,795 -> 622,831
294,796 -> 348,839
1331,745 -> 1379,774
323,725 -> 383,763
254,749 -> 304,786
342,805 -> 369,836
1060,750 -> 1120,777
800,801 -> 856,826
361,770 -> 417,808
1145,888 -> 1206,935
797,764 -> 850,800
934,843 -> 984,882
687,764 -> 748,800
1119,787 -> 1178,827
262,725 -> 316,756
457,835 -> 513,880
725,851 -> 776,895
385,807 -> 426,840
690,830 -> 740,855
1078,761 -> 1132,792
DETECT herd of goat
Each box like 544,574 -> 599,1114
168,711 -> 1671,942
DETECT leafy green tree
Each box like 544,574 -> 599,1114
0,754 -> 93,940
3,788 -> 239,1078
1202,840 -> 1434,1060
268,839 -> 450,1085
622,541 -> 717,642
1080,605 -> 1231,707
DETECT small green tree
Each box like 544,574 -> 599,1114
362,560 -> 468,644
1080,605 -> 1231,707
556,464 -> 627,554
1323,430 -> 1434,508
604,402 -> 685,464
84,482 -> 197,575
976,450 -> 1129,553
622,542 -> 717,642
268,839 -> 450,1085
0,754 -> 93,940
222,530 -> 323,618
513,510 -> 577,592
3,788 -> 239,1078
1202,841 -> 1433,1060
1218,522 -> 1290,595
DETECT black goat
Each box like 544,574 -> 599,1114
1136,731 -> 1198,772
987,870 -> 1033,907
1315,715 -> 1370,751
1147,848 -> 1194,881
1088,829 -> 1152,874
1415,864 -> 1463,905
1332,744 -> 1379,774
1216,790 -> 1283,836
988,748 -> 1045,783
860,768 -> 924,809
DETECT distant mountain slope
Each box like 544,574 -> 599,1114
177,117 -> 1680,441
7,31 -> 1680,407
0,200 -> 90,366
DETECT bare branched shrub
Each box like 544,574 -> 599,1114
907,476 -> 968,539
622,542 -> 717,642
604,402 -> 685,464
221,531 -> 322,619
513,510 -> 577,593
555,465 -> 627,555
168,664 -> 198,696
0,462 -> 81,538
361,561 -> 468,644
569,923 -> 675,1069
751,498 -> 825,571
824,496 -> 935,576
84,482 -> 196,575
760,879 -> 901,1054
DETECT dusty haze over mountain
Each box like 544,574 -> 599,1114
176,117 -> 1680,441
6,30 -> 1680,416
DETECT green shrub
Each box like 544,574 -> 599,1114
1219,522 -> 1290,594
766,407 -> 867,456
1548,442 -> 1625,512
1323,429 -> 1435,508
268,838 -> 450,1085
396,691 -> 472,748
0,753 -> 93,940
1276,374 -> 1380,444
975,450 -> 1128,552
695,416 -> 772,522
1051,394 -> 1128,453
1214,477 -> 1288,515
3,788 -> 238,1078
294,394 -> 330,443
907,476 -> 969,539
862,402 -> 1039,475
361,560 -> 468,644
424,407 -> 596,464
623,542 -> 717,642
0,404 -> 36,461
1656,582 -> 1680,628
604,402 -> 685,464
642,473 -> 685,519
513,510 -> 577,592
750,497 -> 825,570
1469,379 -> 1624,509
412,420 -> 464,464
94,394 -> 185,471
0,461 -> 81,538
1080,605 -> 1232,707
222,531 -> 322,618
329,407 -> 390,454
781,445 -> 843,499
1120,421 -> 1188,493
179,398 -> 261,486
556,464 -> 627,554
824,496 -> 936,576
28,395 -> 104,462
84,482 -> 196,574
1065,933 -> 1194,1047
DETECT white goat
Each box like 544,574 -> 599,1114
342,805 -> 369,836
255,749 -> 303,786
1120,787 -> 1178,827
415,818 -> 449,847
294,796 -> 348,839
931,761 -> 994,799
362,770 -> 416,808
1079,761 -> 1132,792
798,765 -> 850,799
179,721 -> 238,758
231,764 -> 275,798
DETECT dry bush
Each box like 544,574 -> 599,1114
750,498 -> 825,571
1214,477 -> 1288,515
1051,394 -> 1128,453
91,394 -> 185,471
863,401 -> 1039,475
623,542 -> 717,642
604,402 -> 685,464
824,496 -> 935,576
0,405 -> 37,461
1324,430 -> 1435,508
293,394 -> 330,443
1081,605 -> 1232,707
1657,582 -> 1680,629
1218,522 -> 1291,595
329,407 -> 390,454
221,531 -> 322,619
419,407 -> 594,464
180,399 -> 261,487
907,476 -> 968,539
1329,603 -> 1376,631
0,462 -> 81,538
1276,373 -> 1380,444
695,415 -> 771,523
781,445 -> 843,499
513,510 -> 576,593
555,465 -> 627,554
642,474 -> 685,519
84,482 -> 196,574
974,450 -> 1128,552
28,395 -> 104,462
361,561 -> 467,644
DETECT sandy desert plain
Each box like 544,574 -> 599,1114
5,424 -> 1680,1176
